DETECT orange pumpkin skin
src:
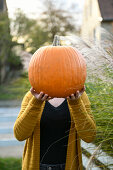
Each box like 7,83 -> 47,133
28,46 -> 86,98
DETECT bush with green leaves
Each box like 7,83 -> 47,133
0,157 -> 22,170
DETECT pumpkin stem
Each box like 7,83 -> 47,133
53,35 -> 61,46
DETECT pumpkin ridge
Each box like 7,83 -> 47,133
29,49 -> 38,89
53,47 -> 64,96
50,46 -> 55,96
60,47 -> 66,96
63,47 -> 73,94
69,47 -> 79,91
37,48 -> 44,92
33,52 -> 37,89
67,47 -> 78,90
62,47 -> 69,95
41,47 -> 48,93
71,47 -> 83,88
47,46 -> 53,94
35,47 -> 45,92
70,47 -> 80,87
34,49 -> 40,92
73,47 -> 86,86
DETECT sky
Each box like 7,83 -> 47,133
6,0 -> 84,23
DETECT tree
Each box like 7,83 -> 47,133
40,0 -> 78,41
12,1 -> 78,53
12,8 -> 49,53
0,11 -> 22,84
13,8 -> 36,39
0,11 -> 12,83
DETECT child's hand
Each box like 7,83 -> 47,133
67,85 -> 86,101
30,87 -> 52,101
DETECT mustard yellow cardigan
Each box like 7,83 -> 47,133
14,91 -> 96,170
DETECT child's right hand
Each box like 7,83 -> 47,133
30,87 -> 52,101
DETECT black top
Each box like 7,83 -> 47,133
40,99 -> 71,164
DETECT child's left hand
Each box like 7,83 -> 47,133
67,85 -> 86,101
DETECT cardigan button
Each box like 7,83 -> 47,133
48,167 -> 52,170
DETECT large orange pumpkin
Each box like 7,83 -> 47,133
28,36 -> 86,98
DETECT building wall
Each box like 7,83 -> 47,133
81,0 -> 102,41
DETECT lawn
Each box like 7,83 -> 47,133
0,72 -> 31,100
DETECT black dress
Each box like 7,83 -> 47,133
40,99 -> 71,164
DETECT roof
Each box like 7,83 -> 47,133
98,0 -> 113,21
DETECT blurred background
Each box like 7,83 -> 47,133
0,0 -> 113,169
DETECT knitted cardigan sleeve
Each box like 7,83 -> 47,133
13,91 -> 45,141
67,91 -> 96,143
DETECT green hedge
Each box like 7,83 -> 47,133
0,157 -> 22,170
